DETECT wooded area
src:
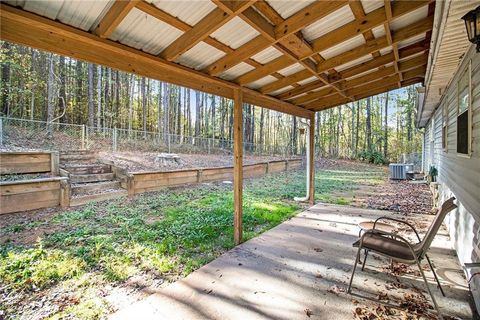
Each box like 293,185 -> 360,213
1,42 -> 422,161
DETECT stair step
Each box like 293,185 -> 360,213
70,173 -> 114,183
72,181 -> 121,195
62,163 -> 111,174
70,189 -> 127,207
60,154 -> 96,163
60,149 -> 93,154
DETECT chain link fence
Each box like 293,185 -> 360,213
0,117 -> 302,156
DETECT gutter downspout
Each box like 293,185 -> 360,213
294,119 -> 310,202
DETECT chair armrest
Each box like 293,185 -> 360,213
374,216 -> 422,243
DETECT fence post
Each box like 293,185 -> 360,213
113,127 -> 117,151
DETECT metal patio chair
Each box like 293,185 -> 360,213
347,197 -> 457,317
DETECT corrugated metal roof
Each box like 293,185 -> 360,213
277,63 -> 305,76
379,46 -> 393,56
297,76 -> 318,86
5,0 -> 112,31
270,85 -> 294,96
146,0 -> 216,26
251,47 -> 283,64
247,75 -> 278,89
320,34 -> 366,59
218,62 -> 255,80
371,25 -> 386,39
390,5 -> 428,31
177,41 -> 225,70
361,0 -> 384,14
301,5 -> 355,42
265,0 -> 316,19
334,54 -> 372,72
210,17 -> 259,49
110,8 -> 183,55
398,33 -> 425,49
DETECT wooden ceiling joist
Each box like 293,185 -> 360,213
235,0 -> 429,88
159,3 -> 255,61
0,4 -> 311,119
94,0 -> 140,38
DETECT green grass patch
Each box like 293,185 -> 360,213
0,161 -> 385,319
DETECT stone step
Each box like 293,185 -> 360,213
60,153 -> 96,162
71,181 -> 121,195
70,173 -> 114,183
61,163 -> 111,174
70,189 -> 127,207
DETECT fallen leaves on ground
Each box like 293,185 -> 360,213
327,285 -> 345,295
365,181 -> 433,215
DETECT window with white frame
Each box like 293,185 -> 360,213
457,61 -> 471,155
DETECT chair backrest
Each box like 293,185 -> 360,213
417,197 -> 457,258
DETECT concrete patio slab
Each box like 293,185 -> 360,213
110,203 -> 474,320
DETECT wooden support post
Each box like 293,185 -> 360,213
233,88 -> 243,245
60,179 -> 71,208
127,174 -> 135,198
309,113 -> 315,206
50,151 -> 59,176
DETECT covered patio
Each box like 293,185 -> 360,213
2,0 -> 474,318
111,203 -> 472,319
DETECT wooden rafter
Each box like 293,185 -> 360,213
0,3 -> 311,119
267,15 -> 432,100
234,0 -> 430,92
203,0 -> 349,76
135,1 -> 288,83
160,1 -> 255,61
94,0 -> 140,38
277,40 -> 429,101
217,0 -> 349,99
305,65 -> 426,110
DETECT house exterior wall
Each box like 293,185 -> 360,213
422,45 -> 480,306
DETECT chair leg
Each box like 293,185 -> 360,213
348,245 -> 363,294
425,254 -> 445,297
415,257 -> 443,319
361,249 -> 368,271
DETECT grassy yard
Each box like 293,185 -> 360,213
0,160 -> 385,319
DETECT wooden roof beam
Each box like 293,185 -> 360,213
135,1 -> 287,83
160,1 -> 255,61
305,65 -> 426,110
0,4 -> 312,119
233,0 -> 430,87
94,0 -> 140,38
279,40 -> 429,101
204,1 -> 348,76
316,15 -> 433,74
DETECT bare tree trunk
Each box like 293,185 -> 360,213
366,97 -> 372,152
87,63 -> 94,127
46,53 -> 54,139
96,65 -> 102,130
351,102 -> 355,158
141,77 -> 146,138
1,42 -> 11,116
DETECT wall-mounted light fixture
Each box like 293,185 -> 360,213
462,5 -> 480,52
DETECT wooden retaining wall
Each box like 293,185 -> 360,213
129,158 -> 303,195
0,151 -> 59,175
0,177 -> 70,214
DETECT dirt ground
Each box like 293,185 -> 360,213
98,151 -> 291,172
